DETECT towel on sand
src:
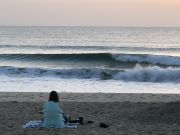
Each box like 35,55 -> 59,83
22,120 -> 78,129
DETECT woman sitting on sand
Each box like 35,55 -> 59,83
43,91 -> 65,128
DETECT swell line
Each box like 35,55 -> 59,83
1,44 -> 180,51
0,53 -> 180,66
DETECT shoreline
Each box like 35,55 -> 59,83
0,92 -> 180,102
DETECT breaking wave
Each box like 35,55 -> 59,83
112,54 -> 180,66
1,66 -> 180,83
113,65 -> 180,82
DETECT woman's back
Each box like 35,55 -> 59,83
43,101 -> 65,128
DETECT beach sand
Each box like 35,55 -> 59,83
1,93 -> 180,135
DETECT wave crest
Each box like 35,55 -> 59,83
114,65 -> 180,82
112,54 -> 180,66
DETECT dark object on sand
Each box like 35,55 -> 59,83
100,122 -> 109,128
39,111 -> 43,114
68,120 -> 79,123
68,117 -> 84,124
68,117 -> 94,125
79,117 -> 84,124
87,120 -> 94,123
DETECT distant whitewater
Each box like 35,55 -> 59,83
0,26 -> 180,93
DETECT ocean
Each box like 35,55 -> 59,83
0,26 -> 180,93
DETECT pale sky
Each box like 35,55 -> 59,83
0,0 -> 180,27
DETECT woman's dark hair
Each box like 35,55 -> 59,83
49,91 -> 59,102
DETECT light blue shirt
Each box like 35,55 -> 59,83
43,101 -> 65,128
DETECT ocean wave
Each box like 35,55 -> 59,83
113,65 -> 180,82
0,53 -> 113,62
0,66 -> 116,79
112,54 -> 180,66
1,66 -> 180,83
1,53 -> 180,66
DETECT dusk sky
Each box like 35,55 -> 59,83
0,0 -> 180,27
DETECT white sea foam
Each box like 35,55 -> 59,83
113,66 -> 180,82
112,54 -> 180,66
1,76 -> 180,93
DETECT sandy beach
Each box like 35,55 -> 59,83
1,93 -> 180,135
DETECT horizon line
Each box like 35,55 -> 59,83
0,25 -> 180,28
